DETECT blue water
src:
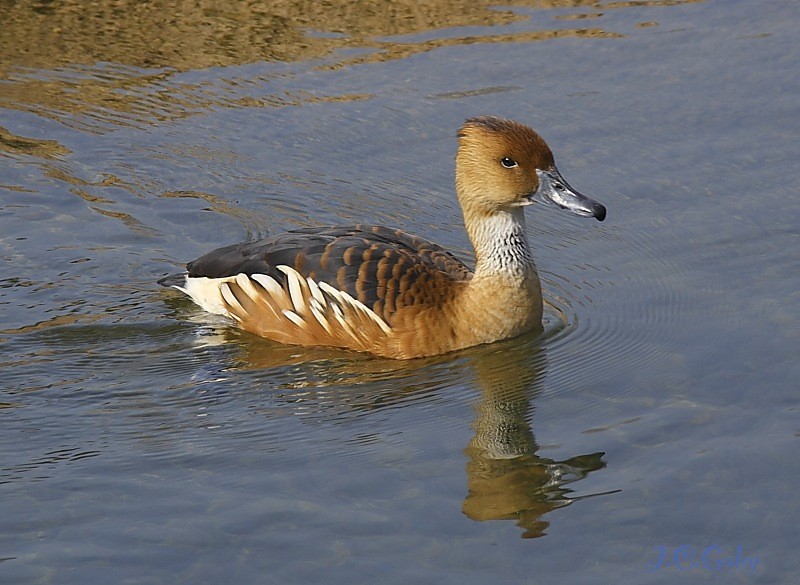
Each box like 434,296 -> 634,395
1,0 -> 798,583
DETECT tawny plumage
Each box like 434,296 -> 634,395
159,116 -> 606,359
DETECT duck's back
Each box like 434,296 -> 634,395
160,224 -> 473,357
184,224 -> 472,318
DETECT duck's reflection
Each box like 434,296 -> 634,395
178,308 -> 611,539
463,339 -> 608,538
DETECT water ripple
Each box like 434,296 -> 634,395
537,219 -> 696,401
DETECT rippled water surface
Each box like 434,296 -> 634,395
2,0 -> 798,583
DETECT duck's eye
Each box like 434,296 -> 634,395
500,157 -> 518,169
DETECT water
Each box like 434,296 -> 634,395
1,0 -> 798,583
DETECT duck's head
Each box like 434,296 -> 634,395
455,116 -> 606,221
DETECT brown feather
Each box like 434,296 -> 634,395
160,117 -> 606,359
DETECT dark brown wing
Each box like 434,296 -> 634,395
183,224 -> 473,320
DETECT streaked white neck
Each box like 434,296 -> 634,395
468,207 -> 537,279
456,206 -> 543,343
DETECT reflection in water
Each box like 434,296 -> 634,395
204,319 -> 611,538
463,340 -> 609,538
186,320 -> 463,411
0,126 -> 71,158
0,0 -> 708,137
0,0 -> 514,73
0,0 -> 622,73
0,0 -> 707,131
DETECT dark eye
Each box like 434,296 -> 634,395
500,157 -> 517,169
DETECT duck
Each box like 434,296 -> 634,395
158,116 -> 606,359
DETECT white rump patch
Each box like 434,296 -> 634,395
179,275 -> 239,316
173,270 -> 391,339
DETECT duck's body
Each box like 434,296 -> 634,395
159,117 -> 606,359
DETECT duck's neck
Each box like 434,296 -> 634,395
452,205 -> 543,345
465,206 -> 537,279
